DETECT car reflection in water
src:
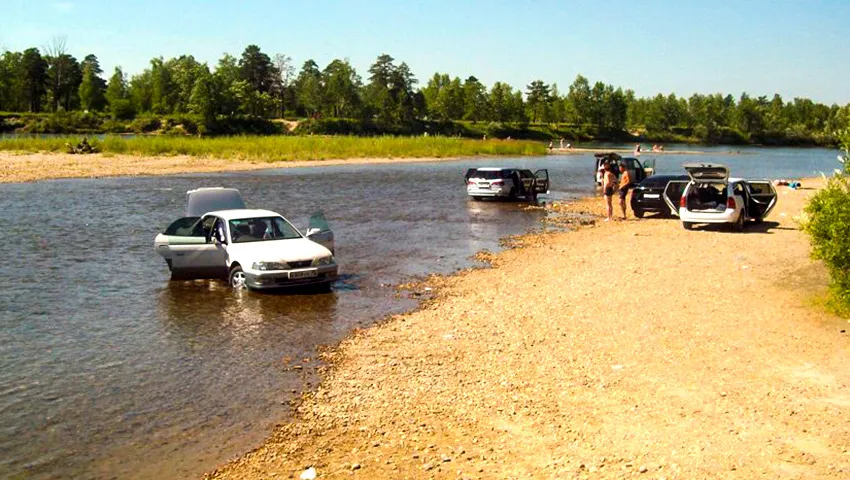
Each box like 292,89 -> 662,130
157,280 -> 340,347
464,196 -> 547,255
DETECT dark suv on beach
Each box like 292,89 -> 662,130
630,175 -> 689,218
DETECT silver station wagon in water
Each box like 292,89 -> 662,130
154,188 -> 337,290
465,167 -> 550,201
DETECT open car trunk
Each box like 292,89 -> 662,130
746,181 -> 777,219
186,187 -> 246,216
684,183 -> 728,212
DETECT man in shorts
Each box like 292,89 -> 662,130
618,162 -> 633,220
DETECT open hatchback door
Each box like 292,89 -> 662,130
305,212 -> 334,254
683,163 -> 729,182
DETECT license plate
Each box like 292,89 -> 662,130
479,183 -> 490,189
644,194 -> 660,199
290,269 -> 318,279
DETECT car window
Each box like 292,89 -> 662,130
748,183 -> 772,195
201,216 -> 217,239
470,170 -> 503,180
229,217 -> 302,243
733,183 -> 746,195
164,217 -> 202,236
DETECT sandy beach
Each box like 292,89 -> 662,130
0,152 -> 474,184
203,177 -> 849,479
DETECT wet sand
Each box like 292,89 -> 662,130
205,177 -> 850,479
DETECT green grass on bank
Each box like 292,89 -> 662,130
0,135 -> 547,161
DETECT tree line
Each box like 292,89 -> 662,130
1,41 -> 847,144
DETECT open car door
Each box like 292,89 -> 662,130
533,169 -> 550,194
662,180 -> 691,216
464,168 -> 477,185
306,212 -> 334,254
745,181 -> 778,220
158,216 -> 228,279
640,158 -> 656,180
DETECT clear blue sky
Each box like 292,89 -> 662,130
2,0 -> 848,105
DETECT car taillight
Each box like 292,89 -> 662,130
727,196 -> 736,209
680,193 -> 687,208
491,180 -> 504,185
467,181 -> 475,185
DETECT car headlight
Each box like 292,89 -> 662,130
312,256 -> 333,266
252,261 -> 289,271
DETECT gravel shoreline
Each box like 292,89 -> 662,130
205,178 -> 849,479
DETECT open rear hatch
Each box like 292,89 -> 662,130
683,164 -> 729,183
186,187 -> 246,216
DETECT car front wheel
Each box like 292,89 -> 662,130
229,265 -> 246,289
682,221 -> 693,230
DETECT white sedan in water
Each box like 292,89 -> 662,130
154,188 -> 337,290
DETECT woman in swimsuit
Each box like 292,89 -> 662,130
602,163 -> 616,221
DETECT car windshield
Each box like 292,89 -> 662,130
229,217 -> 302,243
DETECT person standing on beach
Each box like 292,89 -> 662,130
602,163 -> 616,221
618,162 -> 633,220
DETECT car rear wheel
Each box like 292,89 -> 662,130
682,221 -> 693,230
229,265 -> 246,289
471,196 -> 483,201
633,208 -> 645,218
731,213 -> 745,232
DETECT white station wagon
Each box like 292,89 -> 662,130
671,164 -> 777,231
154,188 -> 337,290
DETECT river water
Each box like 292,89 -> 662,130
0,146 -> 839,479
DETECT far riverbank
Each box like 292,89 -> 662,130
1,144 -> 748,184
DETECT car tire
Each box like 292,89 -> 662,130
731,213 -> 745,232
753,217 -> 764,224
471,196 -> 483,201
229,265 -> 246,289
508,188 -> 516,199
633,208 -> 645,218
682,221 -> 694,230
